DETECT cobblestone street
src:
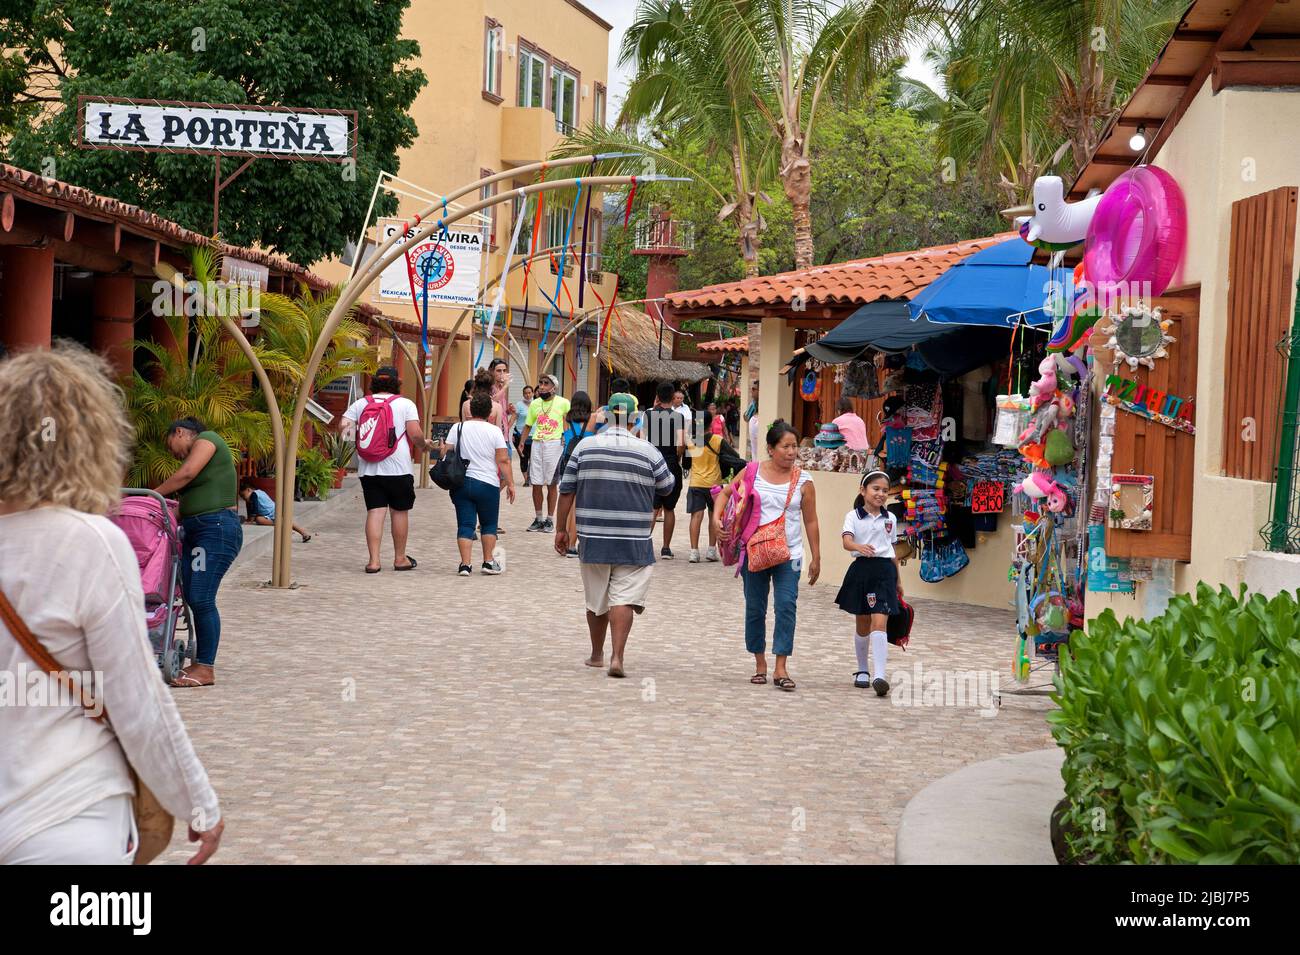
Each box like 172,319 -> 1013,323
160,487 -> 1054,864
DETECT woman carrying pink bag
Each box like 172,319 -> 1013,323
712,421 -> 821,691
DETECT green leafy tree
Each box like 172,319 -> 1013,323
899,0 -> 1184,199
0,0 -> 425,263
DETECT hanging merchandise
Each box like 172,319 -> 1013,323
884,426 -> 913,468
901,488 -> 947,536
842,356 -> 883,399
1109,474 -> 1155,531
1086,524 -> 1134,593
1014,175 -> 1102,251
800,369 -> 822,401
1084,165 -> 1188,309
906,458 -> 948,489
919,536 -> 970,583
993,394 -> 1032,446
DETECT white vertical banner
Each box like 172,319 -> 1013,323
376,217 -> 485,308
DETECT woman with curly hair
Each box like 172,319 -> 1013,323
0,342 -> 222,864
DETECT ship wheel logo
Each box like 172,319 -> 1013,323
411,242 -> 454,291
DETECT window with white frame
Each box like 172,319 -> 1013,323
479,171 -> 498,250
593,83 -> 606,128
484,22 -> 503,97
551,66 -> 577,133
518,45 -> 546,108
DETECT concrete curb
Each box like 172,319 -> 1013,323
230,476 -> 363,576
896,748 -> 1065,865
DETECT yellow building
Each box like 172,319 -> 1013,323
317,0 -> 617,414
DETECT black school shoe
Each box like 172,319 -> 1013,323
853,671 -> 871,689
457,563 -> 472,577
873,677 -> 890,697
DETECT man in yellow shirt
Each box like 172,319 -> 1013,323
523,374 -> 571,531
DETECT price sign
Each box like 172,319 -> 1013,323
971,480 -> 1005,514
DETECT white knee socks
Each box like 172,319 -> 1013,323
854,633 -> 871,673
870,630 -> 888,680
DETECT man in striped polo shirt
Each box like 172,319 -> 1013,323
556,392 -> 675,678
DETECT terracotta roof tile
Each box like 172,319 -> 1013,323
666,234 -> 1017,311
695,335 -> 749,353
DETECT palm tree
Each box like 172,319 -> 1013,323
551,0 -> 776,278
255,284 -> 377,453
705,0 -> 937,269
902,0 -> 1184,198
124,247 -> 287,485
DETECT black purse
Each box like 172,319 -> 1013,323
429,412 -> 470,491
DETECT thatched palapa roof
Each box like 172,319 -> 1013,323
602,306 -> 711,384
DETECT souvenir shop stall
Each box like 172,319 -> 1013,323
1000,164 -> 1190,698
783,300 -> 1050,609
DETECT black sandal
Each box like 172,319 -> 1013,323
394,556 -> 417,571
365,565 -> 381,574
773,676 -> 796,692
750,672 -> 768,685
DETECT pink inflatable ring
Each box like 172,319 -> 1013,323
1084,165 -> 1186,306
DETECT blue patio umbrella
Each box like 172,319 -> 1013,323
907,238 -> 1074,328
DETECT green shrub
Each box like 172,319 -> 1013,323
1049,584 -> 1300,864
295,447 -> 334,501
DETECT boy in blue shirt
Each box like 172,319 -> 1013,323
239,479 -> 312,541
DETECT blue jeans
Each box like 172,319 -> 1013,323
451,477 -> 501,539
180,509 -> 243,666
741,558 -> 801,656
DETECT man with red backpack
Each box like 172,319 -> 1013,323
341,366 -> 435,574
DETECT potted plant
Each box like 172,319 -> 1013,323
295,446 -> 335,502
322,431 -> 355,489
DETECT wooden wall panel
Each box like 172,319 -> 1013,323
1105,292 -> 1199,561
1223,186 -> 1298,480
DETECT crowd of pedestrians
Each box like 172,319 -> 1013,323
0,342 -> 909,864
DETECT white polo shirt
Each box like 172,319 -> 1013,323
842,506 -> 897,559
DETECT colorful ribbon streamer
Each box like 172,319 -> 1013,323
539,180 -> 584,352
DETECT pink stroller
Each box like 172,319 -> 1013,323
111,488 -> 196,683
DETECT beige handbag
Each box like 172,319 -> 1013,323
0,588 -> 175,864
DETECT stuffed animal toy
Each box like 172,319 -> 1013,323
1028,356 -> 1058,405
1015,470 -> 1068,512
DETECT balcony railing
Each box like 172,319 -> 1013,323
634,217 -> 695,252
554,117 -> 575,136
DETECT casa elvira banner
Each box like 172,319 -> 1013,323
376,217 -> 485,311
77,96 -> 356,161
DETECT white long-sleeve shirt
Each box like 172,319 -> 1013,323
0,507 -> 220,859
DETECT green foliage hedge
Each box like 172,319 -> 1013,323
1050,584 -> 1300,864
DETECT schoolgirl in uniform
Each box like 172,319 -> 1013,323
834,470 -> 902,696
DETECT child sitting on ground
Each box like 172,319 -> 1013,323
238,479 -> 311,542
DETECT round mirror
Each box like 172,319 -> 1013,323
1113,313 -> 1166,357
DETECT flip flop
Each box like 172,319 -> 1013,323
170,674 -> 215,688
394,557 -> 418,571
301,534 -> 312,543
365,565 -> 381,574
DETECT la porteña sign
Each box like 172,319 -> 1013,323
77,96 -> 357,161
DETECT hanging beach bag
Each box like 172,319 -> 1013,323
746,467 -> 801,572
800,370 -> 821,402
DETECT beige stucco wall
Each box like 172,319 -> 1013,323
314,0 -> 613,403
1086,84 -> 1300,622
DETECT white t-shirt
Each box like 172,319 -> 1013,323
342,393 -> 420,478
446,419 -> 508,487
752,470 -> 813,561
0,507 -> 221,861
842,506 -> 898,559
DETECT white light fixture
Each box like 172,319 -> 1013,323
1128,124 -> 1147,152
507,43 -> 516,59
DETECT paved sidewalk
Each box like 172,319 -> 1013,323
161,486 -> 1054,864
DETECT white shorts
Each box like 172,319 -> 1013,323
581,562 -> 655,616
0,793 -> 136,865
529,439 -> 563,484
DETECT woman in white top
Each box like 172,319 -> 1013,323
712,421 -> 821,691
443,389 -> 516,577
0,344 -> 222,864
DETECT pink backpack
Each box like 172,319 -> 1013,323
355,395 -> 401,463
719,461 -> 763,575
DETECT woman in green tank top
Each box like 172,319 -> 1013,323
154,418 -> 243,687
